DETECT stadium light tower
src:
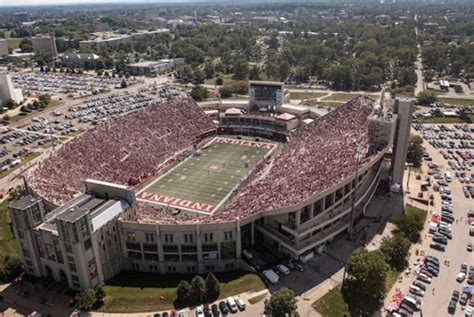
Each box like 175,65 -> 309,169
348,146 -> 364,241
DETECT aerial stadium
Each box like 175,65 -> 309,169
9,82 -> 412,291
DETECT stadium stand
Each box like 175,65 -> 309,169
135,95 -> 377,224
28,97 -> 215,204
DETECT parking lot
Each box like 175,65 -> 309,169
390,123 -> 474,316
11,71 -> 128,98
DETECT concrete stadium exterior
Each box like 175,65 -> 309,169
9,97 -> 413,291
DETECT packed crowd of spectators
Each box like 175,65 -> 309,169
136,95 -> 380,225
28,97 -> 215,204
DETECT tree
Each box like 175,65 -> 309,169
0,255 -> 22,282
219,86 -> 233,99
380,233 -> 411,271
120,79 -> 128,89
190,86 -> 209,102
264,287 -> 298,317
406,135 -> 424,168
215,77 -> 224,86
203,62 -> 215,79
458,106 -> 472,123
176,280 -> 191,303
205,273 -> 220,301
77,288 -> 97,311
232,58 -> 249,80
19,38 -> 33,53
38,94 -> 51,106
394,208 -> 425,243
416,91 -> 438,105
3,114 -> 10,121
190,275 -> 206,303
249,65 -> 261,80
3,99 -> 15,110
342,249 -> 388,315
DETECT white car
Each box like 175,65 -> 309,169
276,264 -> 290,275
465,307 -> 473,317
456,272 -> 466,282
195,306 -> 204,317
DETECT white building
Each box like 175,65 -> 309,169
0,73 -> 23,105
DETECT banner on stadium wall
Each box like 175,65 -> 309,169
89,259 -> 98,280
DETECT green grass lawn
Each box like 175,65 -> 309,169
6,38 -> 22,50
204,75 -> 243,87
313,286 -> 350,317
8,99 -> 65,123
312,268 -> 401,317
438,97 -> 474,106
417,115 -> 474,124
303,100 -> 345,108
321,93 -> 375,102
404,204 -> 427,222
289,91 -> 328,100
0,198 -> 19,269
142,138 -> 273,209
100,270 -> 265,313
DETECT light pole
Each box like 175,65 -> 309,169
349,147 -> 363,241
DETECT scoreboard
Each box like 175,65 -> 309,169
249,81 -> 284,106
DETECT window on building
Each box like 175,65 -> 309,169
145,232 -> 155,243
144,253 -> 159,261
163,244 -> 178,253
126,241 -> 141,251
79,217 -> 89,237
65,243 -> 73,254
143,243 -> 158,252
181,245 -> 197,253
220,241 -> 236,260
69,263 -> 77,272
126,231 -> 136,241
164,233 -> 174,243
84,238 -> 92,250
127,251 -> 142,260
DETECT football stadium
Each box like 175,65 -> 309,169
9,83 -> 413,291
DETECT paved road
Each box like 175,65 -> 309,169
415,50 -> 425,97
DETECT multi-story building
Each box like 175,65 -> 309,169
0,39 -> 9,57
61,52 -> 100,69
0,73 -> 23,104
10,180 -> 135,290
32,35 -> 58,56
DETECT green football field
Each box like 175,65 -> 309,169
138,138 -> 275,213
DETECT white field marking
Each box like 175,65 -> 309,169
224,181 -> 229,185
241,155 -> 247,160
217,187 -> 222,191
168,179 -> 173,182
180,175 -> 186,181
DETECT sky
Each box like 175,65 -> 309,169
0,0 -> 154,6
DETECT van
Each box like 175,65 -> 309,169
263,269 -> 279,284
445,171 -> 452,182
403,296 -> 421,311
226,297 -> 238,313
